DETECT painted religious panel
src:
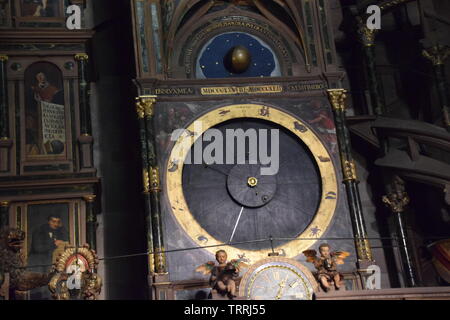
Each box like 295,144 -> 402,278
20,0 -> 62,18
24,62 -> 67,158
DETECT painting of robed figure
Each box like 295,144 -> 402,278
24,62 -> 66,157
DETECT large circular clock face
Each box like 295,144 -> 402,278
239,257 -> 318,300
166,104 -> 338,263
182,119 -> 321,251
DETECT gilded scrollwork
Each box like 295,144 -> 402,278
49,244 -> 102,300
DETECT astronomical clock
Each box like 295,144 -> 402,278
131,0 -> 373,299
0,1 -> 98,300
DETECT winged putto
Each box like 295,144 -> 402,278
303,243 -> 350,292
196,250 -> 249,299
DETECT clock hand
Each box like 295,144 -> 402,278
203,163 -> 230,176
203,163 -> 243,180
275,280 -> 286,300
229,206 -> 244,243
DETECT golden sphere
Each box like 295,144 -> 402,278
225,45 -> 252,74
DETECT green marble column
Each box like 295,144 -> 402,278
327,89 -> 373,268
382,176 -> 417,287
357,24 -> 385,115
0,54 -> 12,174
75,53 -> 92,135
357,20 -> 418,286
75,54 -> 94,170
0,55 -> 9,139
84,195 -> 97,250
423,45 -> 450,132
136,95 -> 166,275
0,201 -> 10,228
136,97 -> 155,277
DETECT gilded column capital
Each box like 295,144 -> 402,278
357,19 -> 379,47
422,45 -> 450,66
136,95 -> 157,119
74,53 -> 89,62
343,160 -> 358,182
327,89 -> 347,112
83,195 -> 96,203
0,201 -> 10,207
0,55 -> 8,62
382,177 -> 410,213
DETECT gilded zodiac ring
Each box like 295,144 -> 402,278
166,104 -> 339,262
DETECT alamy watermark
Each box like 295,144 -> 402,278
171,120 -> 280,176
367,5 -> 381,30
66,5 -> 81,30
365,265 -> 381,289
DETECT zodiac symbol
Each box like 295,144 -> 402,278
294,122 -> 308,133
325,191 -> 337,200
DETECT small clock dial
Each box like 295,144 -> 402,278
239,257 -> 318,300
249,266 -> 310,300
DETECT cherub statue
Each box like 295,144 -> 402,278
196,250 -> 248,299
303,243 -> 350,292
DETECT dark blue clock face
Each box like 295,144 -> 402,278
196,32 -> 281,78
